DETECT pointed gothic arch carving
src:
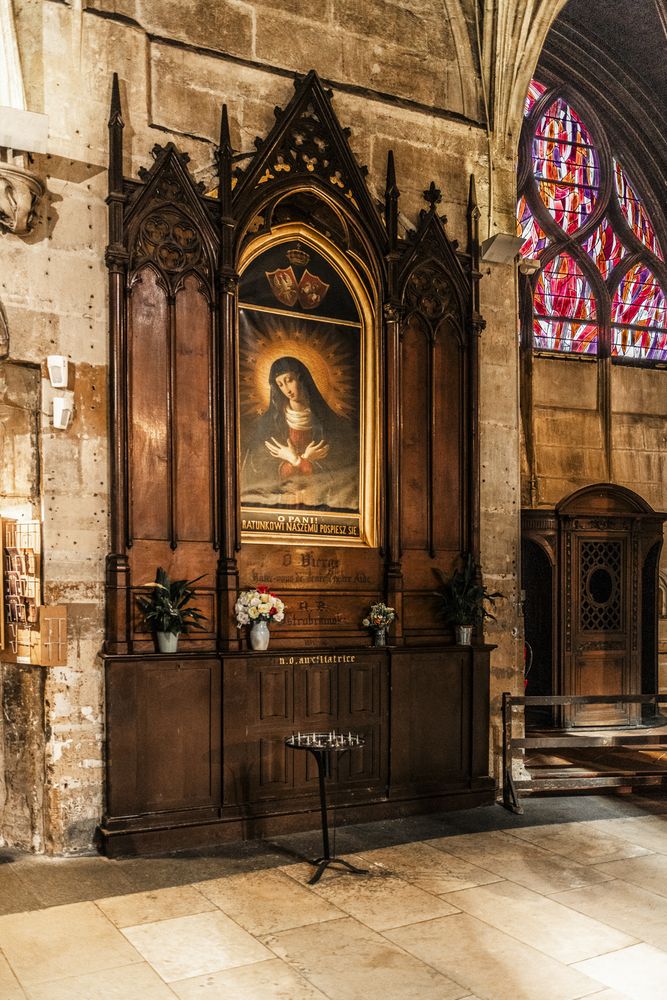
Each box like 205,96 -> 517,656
101,68 -> 496,857
105,68 -> 484,653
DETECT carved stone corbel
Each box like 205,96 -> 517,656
0,162 -> 44,235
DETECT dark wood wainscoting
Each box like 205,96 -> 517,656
99,646 -> 494,856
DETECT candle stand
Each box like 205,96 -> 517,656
285,731 -> 369,885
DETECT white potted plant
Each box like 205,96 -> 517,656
137,567 -> 207,652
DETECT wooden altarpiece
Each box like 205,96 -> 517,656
100,71 -> 494,855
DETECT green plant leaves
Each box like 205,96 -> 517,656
136,567 -> 208,635
433,553 -> 503,627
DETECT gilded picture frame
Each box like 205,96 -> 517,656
238,224 -> 378,547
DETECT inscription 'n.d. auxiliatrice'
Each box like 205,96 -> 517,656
277,654 -> 357,665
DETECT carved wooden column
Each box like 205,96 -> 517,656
104,74 -> 130,653
467,175 -> 483,567
384,151 -> 403,638
216,105 -> 241,649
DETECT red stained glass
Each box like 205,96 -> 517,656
611,264 -> 667,361
533,98 -> 599,234
614,161 -> 665,260
517,195 -> 549,257
534,255 -> 597,320
524,79 -> 547,117
582,219 -> 626,279
533,255 -> 598,354
533,318 -> 598,354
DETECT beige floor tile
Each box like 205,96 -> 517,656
122,909 -> 272,982
0,869 -> 41,916
594,852 -> 667,898
579,992 -> 632,1000
96,884 -> 216,928
434,830 -> 613,894
295,868 -> 460,930
439,880 -> 636,963
352,841 -> 502,895
23,962 -> 177,999
0,902 -> 141,987
580,817 -> 667,854
195,869 -> 342,935
507,823 -> 653,865
170,958 -> 329,999
0,951 -> 26,999
11,857 -> 135,909
551,880 -> 667,950
573,942 -> 667,999
385,912 -> 606,1000
264,915 -> 467,1000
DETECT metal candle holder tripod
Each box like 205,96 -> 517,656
286,731 -> 369,885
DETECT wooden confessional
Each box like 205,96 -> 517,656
523,484 -> 665,728
99,70 -> 494,855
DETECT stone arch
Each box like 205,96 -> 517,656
481,0 -> 570,155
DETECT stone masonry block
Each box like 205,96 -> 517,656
533,356 -> 598,409
535,443 -> 606,481
255,9 -> 344,79
340,35 -> 438,108
534,408 -> 603,448
251,0 -> 331,19
612,364 -> 667,416
89,0 -> 254,59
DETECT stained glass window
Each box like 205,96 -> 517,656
518,78 -> 666,364
582,219 -> 626,279
517,195 -> 549,257
533,255 -> 598,354
612,264 -> 667,361
533,99 -> 599,234
614,161 -> 665,261
524,79 -> 547,117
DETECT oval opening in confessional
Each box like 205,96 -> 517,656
588,567 -> 613,605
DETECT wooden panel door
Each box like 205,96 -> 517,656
105,656 -> 221,819
564,532 -> 633,726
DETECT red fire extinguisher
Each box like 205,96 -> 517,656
523,641 -> 533,690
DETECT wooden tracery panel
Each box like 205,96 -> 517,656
174,276 -> 215,544
128,267 -> 169,541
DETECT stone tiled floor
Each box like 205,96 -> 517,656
1,793 -> 667,998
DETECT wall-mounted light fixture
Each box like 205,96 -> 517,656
52,396 -> 72,430
46,355 -> 68,388
480,233 -> 524,264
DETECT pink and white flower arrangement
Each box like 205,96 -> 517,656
235,585 -> 286,628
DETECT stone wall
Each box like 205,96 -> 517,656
524,354 -> 667,694
1,0 -> 532,849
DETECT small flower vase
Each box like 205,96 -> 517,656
250,619 -> 270,651
372,627 -> 386,647
157,631 -> 179,653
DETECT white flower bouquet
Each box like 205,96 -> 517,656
235,585 -> 286,628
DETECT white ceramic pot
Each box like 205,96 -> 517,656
456,625 -> 473,645
250,619 -> 270,650
157,631 -> 179,653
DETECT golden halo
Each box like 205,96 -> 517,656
239,313 -> 358,419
